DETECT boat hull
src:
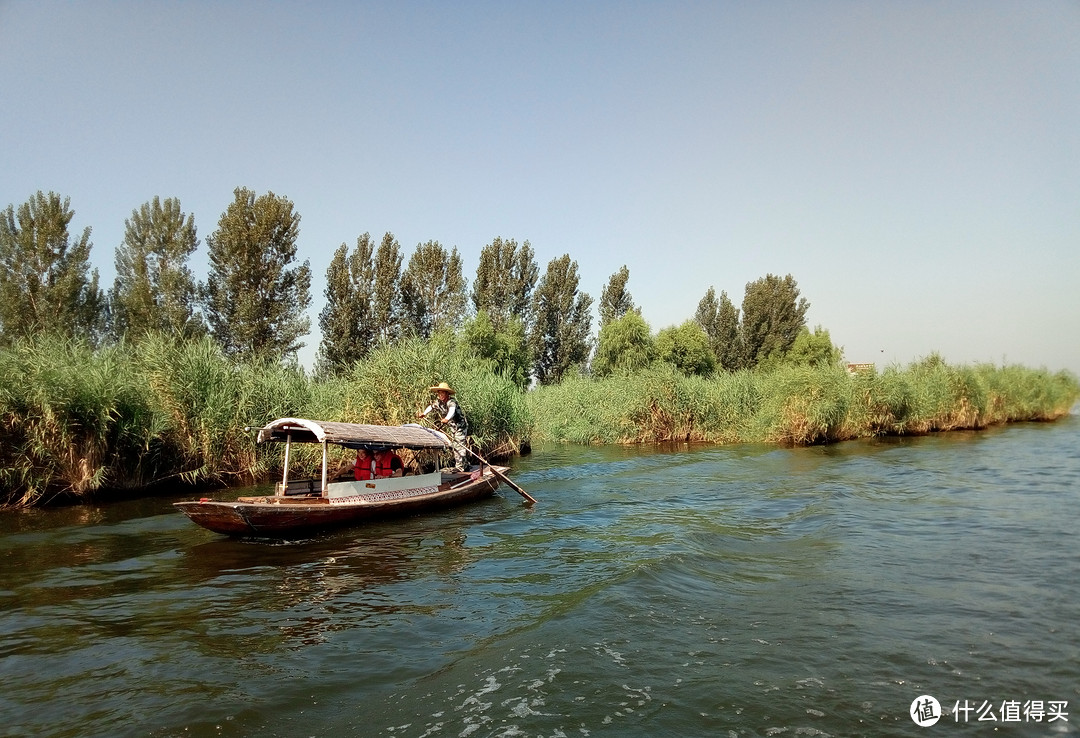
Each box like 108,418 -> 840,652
174,470 -> 501,537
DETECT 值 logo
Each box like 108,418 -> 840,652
911,695 -> 942,727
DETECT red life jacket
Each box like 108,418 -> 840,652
354,453 -> 375,480
355,451 -> 401,480
375,451 -> 402,477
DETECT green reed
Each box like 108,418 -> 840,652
0,334 -> 536,506
2,332 -> 1075,508
0,333 -> 313,506
0,334 -> 160,505
341,337 -> 531,453
276,337 -> 533,477
529,359 -> 1079,447
131,333 -> 314,486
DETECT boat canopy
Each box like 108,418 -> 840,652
255,418 -> 451,451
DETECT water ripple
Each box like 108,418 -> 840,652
1,418 -> 1078,736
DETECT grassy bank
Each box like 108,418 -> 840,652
526,357 -> 1080,446
1,335 -> 1075,508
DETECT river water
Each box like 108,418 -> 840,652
1,416 -> 1078,737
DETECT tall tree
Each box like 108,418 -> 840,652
372,232 -> 403,342
530,254 -> 593,385
317,233 -> 376,375
0,191 -> 104,344
694,287 -> 719,343
598,265 -> 634,327
400,240 -> 467,339
695,286 -> 740,371
715,291 -> 741,371
109,196 -> 202,340
739,273 -> 809,368
592,310 -> 654,377
202,187 -> 311,361
471,237 -> 539,332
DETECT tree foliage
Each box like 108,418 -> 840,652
471,237 -> 538,332
530,254 -> 593,385
656,320 -> 717,376
317,233 -> 377,376
739,273 -> 809,369
0,191 -> 104,344
599,265 -> 635,327
694,287 -> 719,340
460,310 -> 531,388
779,325 -> 844,369
372,232 -> 403,342
593,310 -> 654,378
695,286 -> 740,371
109,196 -> 202,341
400,240 -> 467,339
202,187 -> 311,361
715,292 -> 741,371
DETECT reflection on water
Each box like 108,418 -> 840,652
1,417 -> 1078,736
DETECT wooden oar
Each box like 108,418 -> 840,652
415,413 -> 536,504
465,446 -> 537,505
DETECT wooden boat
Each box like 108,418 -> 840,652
174,417 -> 508,537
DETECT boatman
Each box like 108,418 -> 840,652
418,381 -> 469,472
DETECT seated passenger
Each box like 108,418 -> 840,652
354,448 -> 375,480
374,448 -> 404,478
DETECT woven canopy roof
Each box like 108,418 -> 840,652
255,418 -> 451,451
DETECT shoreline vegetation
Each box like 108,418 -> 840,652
1,333 -> 1077,508
6,190 -> 1075,509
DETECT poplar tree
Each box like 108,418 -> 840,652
109,196 -> 202,341
202,187 -> 311,361
739,273 -> 808,368
471,237 -> 539,331
400,240 -> 467,338
598,265 -> 634,327
529,254 -> 593,385
715,292 -> 741,371
695,286 -> 741,371
372,232 -> 403,342
317,233 -> 376,375
694,287 -> 720,343
0,191 -> 104,344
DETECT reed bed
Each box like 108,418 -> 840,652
0,334 -> 533,506
282,337 -> 530,478
132,333 -> 313,487
528,359 -> 1079,447
0,335 -> 164,505
0,333 -> 318,506
1,333 -> 1075,508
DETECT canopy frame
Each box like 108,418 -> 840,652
253,418 -> 452,496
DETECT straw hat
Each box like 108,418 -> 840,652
428,381 -> 456,394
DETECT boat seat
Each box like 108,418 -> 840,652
278,478 -> 322,496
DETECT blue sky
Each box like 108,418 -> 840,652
3,1 -> 1078,374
